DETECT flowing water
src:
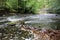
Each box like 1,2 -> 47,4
0,14 -> 60,40
0,14 -> 60,29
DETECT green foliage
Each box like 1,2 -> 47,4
18,0 -> 44,13
0,0 -> 60,14
6,0 -> 18,9
46,0 -> 60,14
5,0 -> 18,12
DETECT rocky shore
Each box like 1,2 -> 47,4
21,25 -> 60,40
0,21 -> 60,40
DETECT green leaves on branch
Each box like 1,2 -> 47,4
1,0 -> 60,14
6,0 -> 18,9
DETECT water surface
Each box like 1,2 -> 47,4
0,14 -> 60,30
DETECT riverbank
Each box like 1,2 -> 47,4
21,26 -> 60,40
0,23 -> 60,40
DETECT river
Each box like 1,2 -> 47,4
0,14 -> 60,30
